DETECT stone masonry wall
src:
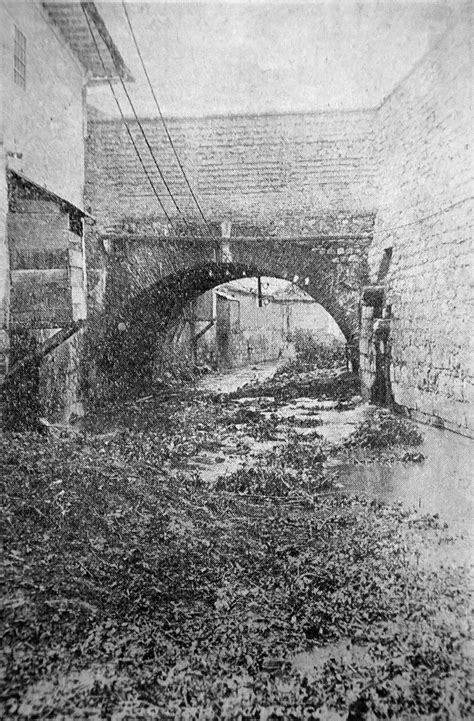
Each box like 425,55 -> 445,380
370,10 -> 473,434
85,21 -> 472,434
86,109 -> 377,237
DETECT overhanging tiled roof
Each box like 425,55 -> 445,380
42,1 -> 132,83
8,169 -> 94,219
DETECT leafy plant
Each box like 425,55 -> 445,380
346,408 -> 424,449
2,366 -> 469,720
291,329 -> 347,370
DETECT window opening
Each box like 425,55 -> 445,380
69,211 -> 83,237
14,26 -> 26,89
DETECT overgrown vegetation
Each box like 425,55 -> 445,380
291,329 -> 347,370
214,463 -> 333,497
345,408 -> 424,449
268,433 -> 331,471
226,367 -> 359,403
2,364 -> 471,718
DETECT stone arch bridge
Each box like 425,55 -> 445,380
93,231 -> 371,392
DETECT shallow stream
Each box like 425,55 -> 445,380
336,425 -> 473,534
198,361 -> 473,560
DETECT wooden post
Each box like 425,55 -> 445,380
257,276 -> 263,307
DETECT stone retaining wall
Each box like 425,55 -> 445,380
368,12 -> 472,435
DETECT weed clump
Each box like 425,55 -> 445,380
291,329 -> 347,370
214,464 -> 332,497
346,408 -> 424,449
2,386 -> 470,720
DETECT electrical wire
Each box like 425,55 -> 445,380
82,2 -> 194,237
89,5 -> 195,235
81,0 -> 192,303
113,81 -> 195,236
121,0 -> 220,246
375,195 -> 473,241
81,3 -> 175,231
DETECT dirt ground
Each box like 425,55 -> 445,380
2,361 -> 472,719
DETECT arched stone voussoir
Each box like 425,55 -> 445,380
124,260 -> 357,338
102,258 -> 360,384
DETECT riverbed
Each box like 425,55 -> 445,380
198,361 -> 473,562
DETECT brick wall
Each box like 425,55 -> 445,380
86,109 -> 377,236
369,11 -> 473,434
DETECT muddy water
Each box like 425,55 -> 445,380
198,361 -> 473,543
198,362 -> 473,676
198,359 -> 286,395
337,426 -> 474,534
293,425 -> 474,677
294,426 -> 474,676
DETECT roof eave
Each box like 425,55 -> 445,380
42,1 -> 133,83
81,2 -> 133,83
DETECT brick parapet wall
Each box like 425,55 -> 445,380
370,11 -> 473,434
85,109 -> 377,237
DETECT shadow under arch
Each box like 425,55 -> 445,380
101,261 -> 359,394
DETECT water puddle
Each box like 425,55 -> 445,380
198,359 -> 285,395
337,425 -> 473,533
335,425 -> 473,569
292,425 -> 473,677
200,365 -> 472,563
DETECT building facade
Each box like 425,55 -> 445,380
1,3 -> 471,435
0,1 -> 129,424
172,278 -> 345,371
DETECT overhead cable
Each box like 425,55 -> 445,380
113,78 -> 195,236
81,3 -> 176,231
82,3 -> 193,236
121,0 -> 219,245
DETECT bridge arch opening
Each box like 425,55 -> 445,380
169,275 -> 347,374
97,260 -> 360,397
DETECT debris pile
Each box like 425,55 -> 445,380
345,407 -> 424,449
2,362 -> 470,719
223,366 -> 360,403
